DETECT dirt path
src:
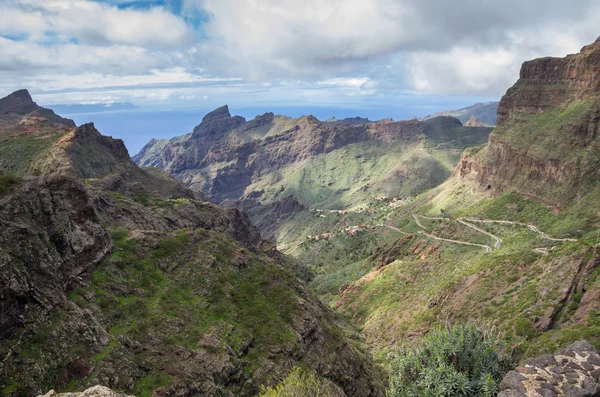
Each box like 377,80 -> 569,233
457,218 -> 503,249
464,218 -> 577,242
376,224 -> 411,235
412,214 -> 493,252
418,231 -> 493,252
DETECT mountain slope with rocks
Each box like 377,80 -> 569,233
133,108 -> 492,242
0,91 -> 382,397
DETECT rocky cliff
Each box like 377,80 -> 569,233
0,91 -> 382,397
456,38 -> 600,207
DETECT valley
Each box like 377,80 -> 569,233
1,36 -> 600,397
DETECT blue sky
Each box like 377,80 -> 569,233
1,0 -> 599,121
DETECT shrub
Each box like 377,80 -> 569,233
388,323 -> 514,397
259,367 -> 338,397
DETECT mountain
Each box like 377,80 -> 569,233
422,101 -> 499,126
0,91 -> 381,396
133,107 -> 492,241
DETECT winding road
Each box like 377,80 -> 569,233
411,214 -> 576,253
463,218 -> 577,243
376,224 -> 411,235
457,218 -> 502,250
418,230 -> 493,252
412,214 -> 493,252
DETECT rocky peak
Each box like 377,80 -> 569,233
0,89 -> 38,115
325,116 -> 371,126
0,89 -> 75,131
202,104 -> 232,123
191,105 -> 246,140
240,112 -> 275,131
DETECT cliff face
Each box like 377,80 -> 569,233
0,93 -> 382,397
497,38 -> 600,125
456,38 -> 600,207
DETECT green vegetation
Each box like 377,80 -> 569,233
0,133 -> 63,175
56,228 -> 304,396
258,367 -> 338,397
389,323 -> 514,397
0,174 -> 22,196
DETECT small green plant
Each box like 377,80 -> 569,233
259,367 -> 336,397
388,323 -> 514,397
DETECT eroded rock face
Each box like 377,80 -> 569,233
0,174 -> 112,336
498,341 -> 600,397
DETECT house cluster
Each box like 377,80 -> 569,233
343,224 -> 376,236
306,233 -> 336,241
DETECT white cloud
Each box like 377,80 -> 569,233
184,0 -> 600,95
0,0 -> 193,47
1,0 -> 600,105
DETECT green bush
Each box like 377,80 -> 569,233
389,323 -> 514,397
259,367 -> 337,397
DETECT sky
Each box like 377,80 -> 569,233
1,0 -> 600,152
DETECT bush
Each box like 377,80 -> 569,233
259,367 -> 339,397
389,323 -> 514,397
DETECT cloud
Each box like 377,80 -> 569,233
186,0 -> 600,94
1,0 -> 600,106
0,0 -> 193,47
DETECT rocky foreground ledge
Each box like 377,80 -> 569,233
38,386 -> 133,397
499,341 -> 600,397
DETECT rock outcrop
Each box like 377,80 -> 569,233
464,116 -> 489,127
497,38 -> 600,126
498,341 -> 600,397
